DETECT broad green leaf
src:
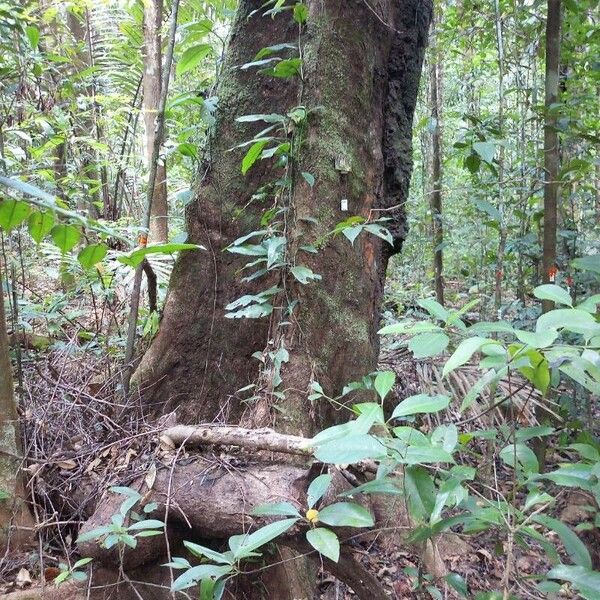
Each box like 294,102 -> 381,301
301,171 -> 315,187
313,434 -> 387,464
473,198 -> 501,221
250,502 -> 301,518
374,371 -> 395,402
473,141 -> 495,163
118,243 -> 202,267
176,44 -> 212,76
532,514 -> 592,568
184,541 -> 234,564
127,519 -> 164,530
533,284 -> 573,307
499,443 -> 539,474
293,3 -> 309,24
400,446 -> 455,465
306,527 -> 339,562
466,321 -> 514,334
241,140 -> 267,175
307,474 -> 332,509
418,298 -> 449,322
171,565 -> 232,592
229,518 -> 298,560
236,113 -> 286,124
317,502 -> 374,528
0,199 -> 30,231
443,337 -> 495,377
408,332 -> 450,358
514,328 -> 558,348
261,58 -> 302,78
51,224 -> 81,253
290,265 -> 321,284
547,565 -> 600,597
536,309 -> 596,334
572,255 -> 600,275
26,25 -> 40,48
445,573 -> 468,598
404,466 -> 435,522
391,394 -> 450,419
78,243 -> 108,270
28,210 -> 54,243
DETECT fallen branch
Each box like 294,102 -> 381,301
163,424 -> 312,456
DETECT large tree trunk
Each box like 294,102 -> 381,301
134,0 -> 431,426
92,0 -> 431,597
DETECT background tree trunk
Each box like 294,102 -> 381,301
428,6 -> 444,307
0,262 -> 32,551
542,0 -> 561,313
143,0 -> 169,243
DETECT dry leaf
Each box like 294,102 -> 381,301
15,568 -> 32,588
145,463 -> 157,490
56,459 -> 77,470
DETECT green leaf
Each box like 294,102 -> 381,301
78,243 -> 107,270
537,309 -> 597,336
229,518 -> 297,560
461,367 -> 507,411
26,25 -> 40,48
534,284 -> 573,307
301,172 -> 315,187
514,328 -> 558,348
261,58 -> 302,78
127,519 -> 164,530
241,140 -> 267,175
572,255 -> 600,275
499,443 -> 539,474
0,199 -> 30,231
473,198 -> 501,221
404,466 -> 435,522
391,394 -> 450,419
28,210 -> 54,243
118,243 -> 202,267
313,434 -> 387,464
443,337 -> 495,377
290,265 -> 321,284
307,474 -> 332,509
473,141 -> 495,163
306,527 -> 338,562
250,502 -> 301,518
176,44 -> 212,76
293,3 -> 309,23
408,332 -> 450,358
51,224 -> 81,253
400,446 -> 455,465
183,541 -> 234,565
317,502 -> 374,528
171,565 -> 232,592
374,371 -> 395,402
532,515 -> 592,568
547,565 -> 600,597
445,573 -> 469,598
418,298 -> 450,322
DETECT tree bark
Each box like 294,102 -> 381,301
133,0 -> 431,428
541,0 -> 561,313
428,7 -> 444,307
143,0 -> 168,243
0,262 -> 32,551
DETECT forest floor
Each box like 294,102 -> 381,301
1,290 -> 598,599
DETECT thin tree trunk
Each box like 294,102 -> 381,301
143,0 -> 168,243
0,261 -> 32,551
429,8 -> 444,306
541,0 -> 561,313
493,0 -> 506,316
